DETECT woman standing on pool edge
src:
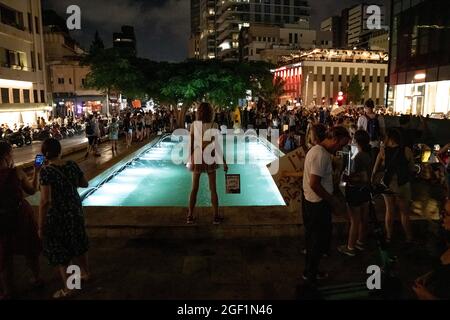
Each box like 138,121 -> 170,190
187,102 -> 228,224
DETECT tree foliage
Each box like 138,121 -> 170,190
346,75 -> 365,104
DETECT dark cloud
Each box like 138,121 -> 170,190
43,0 -> 388,62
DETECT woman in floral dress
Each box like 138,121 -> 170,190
39,138 -> 90,298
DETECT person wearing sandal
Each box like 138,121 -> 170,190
0,142 -> 43,300
186,102 -> 228,225
38,138 -> 90,299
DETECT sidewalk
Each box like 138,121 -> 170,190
12,224 -> 439,300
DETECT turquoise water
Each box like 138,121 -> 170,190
82,137 -> 285,207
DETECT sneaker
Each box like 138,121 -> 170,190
337,245 -> 357,257
355,241 -> 366,251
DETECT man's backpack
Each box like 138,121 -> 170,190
85,120 -> 94,136
366,115 -> 380,141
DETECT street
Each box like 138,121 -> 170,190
12,135 -> 88,167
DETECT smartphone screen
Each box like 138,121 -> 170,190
35,154 -> 45,167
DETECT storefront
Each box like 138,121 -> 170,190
0,104 -> 52,128
391,80 -> 450,117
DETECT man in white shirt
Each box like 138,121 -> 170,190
302,126 -> 351,285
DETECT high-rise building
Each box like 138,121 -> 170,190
0,0 -> 49,127
113,25 -> 136,55
388,0 -> 449,116
216,0 -> 311,61
347,3 -> 385,48
320,16 -> 342,48
188,0 -> 201,59
199,0 -> 217,59
191,0 -> 201,34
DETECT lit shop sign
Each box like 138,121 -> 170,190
0,79 -> 33,89
414,73 -> 426,81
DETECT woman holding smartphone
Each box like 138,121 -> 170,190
38,138 -> 90,299
0,141 -> 42,300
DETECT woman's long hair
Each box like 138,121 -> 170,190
197,102 -> 215,123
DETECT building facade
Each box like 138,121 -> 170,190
320,16 -> 341,48
240,22 -> 331,62
43,12 -> 105,117
0,0 -> 49,127
216,0 -> 311,61
273,49 -> 389,106
199,0 -> 217,59
389,0 -> 449,116
347,3 -> 385,48
113,25 -> 136,55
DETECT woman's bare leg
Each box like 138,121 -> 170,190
188,173 -> 201,219
358,202 -> 369,244
207,172 -> 219,218
384,195 -> 395,240
347,205 -> 361,249
74,254 -> 90,279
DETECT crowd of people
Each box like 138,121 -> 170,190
0,98 -> 449,300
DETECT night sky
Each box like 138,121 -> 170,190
42,0 -> 387,62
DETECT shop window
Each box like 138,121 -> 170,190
33,90 -> 38,102
40,90 -> 45,103
23,89 -> 30,103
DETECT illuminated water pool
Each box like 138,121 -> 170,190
81,136 -> 285,207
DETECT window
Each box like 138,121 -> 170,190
370,76 -> 373,82
40,90 -> 45,103
27,13 -> 33,33
30,50 -> 35,70
313,74 -> 318,81
69,78 -> 72,85
34,16 -> 39,34
264,15 -> 270,22
294,33 -> 298,43
362,76 -> 366,82
58,78 -> 65,84
255,14 -> 261,22
33,89 -> 38,102
322,75 -> 326,81
37,53 -> 41,70
338,75 -> 342,82
1,88 -> 9,103
330,75 -> 334,81
13,89 -> 20,103
275,6 -> 281,14
284,0 -> 290,5
377,76 -> 381,83
283,6 -> 290,14
255,4 -> 261,12
23,89 -> 30,103
0,4 -> 24,30
275,15 -> 281,22
264,5 -> 271,13
289,33 -> 292,43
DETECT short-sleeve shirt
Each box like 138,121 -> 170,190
303,145 -> 333,202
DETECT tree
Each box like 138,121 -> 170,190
89,31 -> 104,56
346,75 -> 365,105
